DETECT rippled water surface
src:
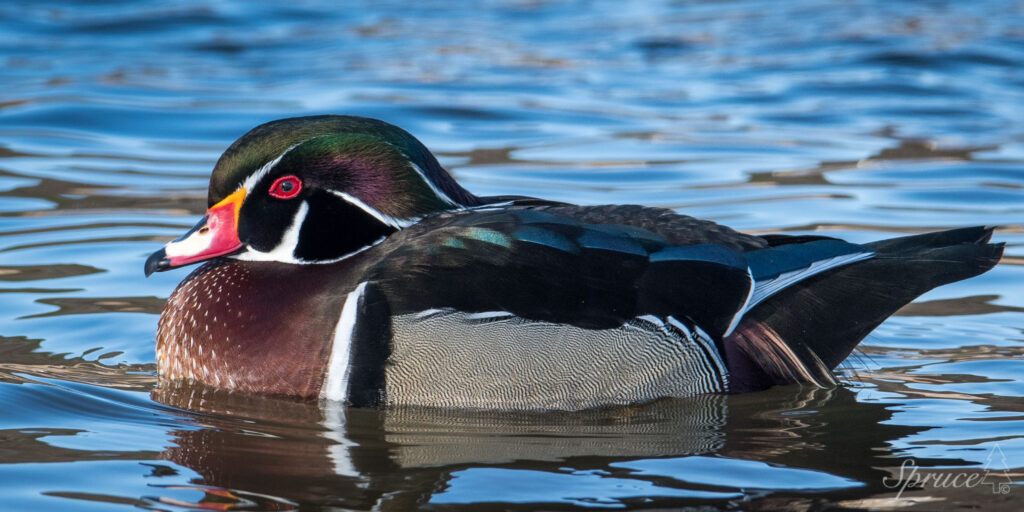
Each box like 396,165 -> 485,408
2,1 -> 1023,510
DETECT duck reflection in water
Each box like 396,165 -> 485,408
150,382 -> 948,510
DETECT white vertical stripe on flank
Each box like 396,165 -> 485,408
321,282 -> 369,402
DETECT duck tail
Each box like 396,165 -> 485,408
723,226 -> 1004,393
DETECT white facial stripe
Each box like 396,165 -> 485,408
234,200 -> 309,263
240,142 -> 304,193
321,282 -> 369,403
228,138 -> 452,265
467,200 -> 514,212
381,141 -> 461,208
233,233 -> 385,265
408,161 -> 460,208
164,226 -> 213,258
328,190 -> 420,229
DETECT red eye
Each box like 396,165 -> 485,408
268,176 -> 302,199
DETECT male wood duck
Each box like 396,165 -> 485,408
145,115 -> 1004,410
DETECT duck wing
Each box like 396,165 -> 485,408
368,208 -> 762,338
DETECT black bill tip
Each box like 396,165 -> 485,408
144,248 -> 170,277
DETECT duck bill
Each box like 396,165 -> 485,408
145,188 -> 246,276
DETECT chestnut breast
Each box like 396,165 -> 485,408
156,258 -> 362,397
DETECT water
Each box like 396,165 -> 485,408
1,0 -> 1022,509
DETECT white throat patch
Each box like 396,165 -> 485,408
234,200 -> 309,263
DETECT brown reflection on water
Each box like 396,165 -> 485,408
861,343 -> 1024,368
858,342 -> 1024,420
0,428 -> 158,465
896,295 -> 1024,317
0,162 -> 205,217
0,144 -> 37,158
0,264 -> 101,281
25,296 -> 166,318
723,139 -> 997,190
148,382 -> 929,510
0,336 -> 155,389
153,384 -> 376,510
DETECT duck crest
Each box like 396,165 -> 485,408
267,132 -> 461,220
208,115 -> 479,209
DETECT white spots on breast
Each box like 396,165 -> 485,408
156,263 -> 250,391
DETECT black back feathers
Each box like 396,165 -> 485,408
367,209 -> 756,338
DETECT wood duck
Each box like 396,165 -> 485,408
145,115 -> 1004,410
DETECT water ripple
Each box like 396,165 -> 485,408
0,0 -> 1022,510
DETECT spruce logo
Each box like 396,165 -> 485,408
883,443 -> 1013,499
980,444 -> 1013,495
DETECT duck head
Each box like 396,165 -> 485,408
145,115 -> 479,275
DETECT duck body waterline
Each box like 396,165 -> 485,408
147,115 -> 1003,410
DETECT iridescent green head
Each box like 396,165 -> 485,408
146,115 -> 480,274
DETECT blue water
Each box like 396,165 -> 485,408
1,0 -> 1023,510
